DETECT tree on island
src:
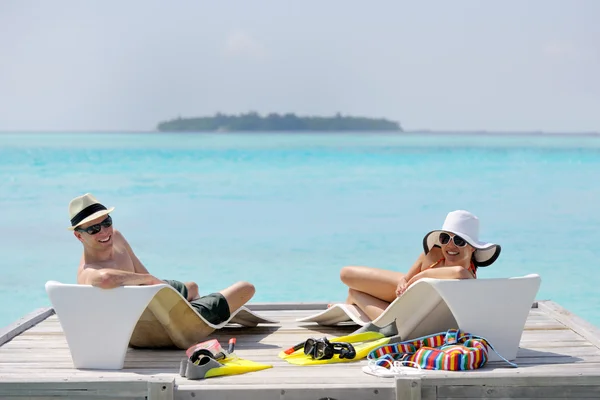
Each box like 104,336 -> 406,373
157,112 -> 402,132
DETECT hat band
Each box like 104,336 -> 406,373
70,203 -> 108,226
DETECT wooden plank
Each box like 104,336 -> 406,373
0,308 -> 54,346
0,380 -> 149,397
174,385 -> 397,400
245,302 -> 330,311
538,301 -> 600,349
2,357 -> 599,370
437,398 -> 544,400
0,397 -> 145,400
5,360 -> 600,377
147,377 -> 174,400
437,398 -> 574,400
421,387 -> 437,400
508,355 -> 600,365
519,341 -> 593,349
8,364 -> 600,378
517,345 -> 600,357
0,371 -> 179,380
519,329 -> 587,340
418,374 -> 600,385
438,384 -> 600,398
396,377 -> 422,400
9,336 -> 598,351
2,342 -> 595,364
1,300 -> 600,400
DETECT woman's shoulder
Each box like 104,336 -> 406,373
421,246 -> 444,269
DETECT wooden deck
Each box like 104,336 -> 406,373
1,301 -> 600,399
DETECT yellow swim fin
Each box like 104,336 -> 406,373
180,354 -> 271,379
279,331 -> 384,358
279,331 -> 394,365
204,354 -> 272,378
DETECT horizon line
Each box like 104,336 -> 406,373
0,129 -> 599,136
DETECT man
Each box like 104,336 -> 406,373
69,193 -> 255,325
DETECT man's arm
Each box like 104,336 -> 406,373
114,231 -> 151,274
77,266 -> 163,289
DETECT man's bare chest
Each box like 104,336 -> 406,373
95,247 -> 135,272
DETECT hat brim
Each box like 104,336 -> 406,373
423,230 -> 501,267
67,207 -> 114,230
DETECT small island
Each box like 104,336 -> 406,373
157,112 -> 402,132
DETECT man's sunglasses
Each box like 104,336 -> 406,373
76,215 -> 113,235
439,232 -> 467,247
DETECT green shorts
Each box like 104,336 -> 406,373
163,279 -> 231,325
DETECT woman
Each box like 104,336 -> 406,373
339,210 -> 501,320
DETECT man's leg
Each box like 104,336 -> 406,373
188,281 -> 255,325
219,281 -> 255,313
184,282 -> 199,301
162,279 -> 200,302
162,279 -> 189,299
164,279 -> 255,325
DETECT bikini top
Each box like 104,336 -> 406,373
428,257 -> 477,278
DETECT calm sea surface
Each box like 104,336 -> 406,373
1,132 -> 599,329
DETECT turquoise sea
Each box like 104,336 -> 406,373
1,132 -> 599,329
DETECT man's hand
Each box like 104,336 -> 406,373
141,276 -> 165,286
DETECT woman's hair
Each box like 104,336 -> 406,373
471,253 -> 479,270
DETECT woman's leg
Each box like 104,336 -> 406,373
347,288 -> 390,320
340,266 -> 404,303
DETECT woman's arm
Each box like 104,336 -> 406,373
403,253 -> 427,282
406,265 -> 473,287
395,253 -> 426,297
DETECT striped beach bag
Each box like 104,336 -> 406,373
367,329 -> 517,371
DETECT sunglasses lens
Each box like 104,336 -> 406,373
439,233 -> 451,244
85,216 -> 112,235
439,232 -> 467,247
101,216 -> 113,228
453,236 -> 466,247
86,225 -> 102,235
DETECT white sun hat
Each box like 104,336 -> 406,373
422,210 -> 501,267
67,193 -> 115,230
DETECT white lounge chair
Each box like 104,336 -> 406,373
45,281 -> 278,370
297,274 -> 541,362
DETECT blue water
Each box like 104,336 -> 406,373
1,132 -> 599,329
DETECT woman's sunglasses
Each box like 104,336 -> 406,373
76,215 -> 113,235
439,232 -> 467,247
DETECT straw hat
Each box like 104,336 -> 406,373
422,210 -> 501,267
68,193 -> 115,230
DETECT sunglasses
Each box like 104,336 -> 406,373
303,337 -> 356,360
76,215 -> 113,235
439,232 -> 467,247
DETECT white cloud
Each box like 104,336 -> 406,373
223,30 -> 267,60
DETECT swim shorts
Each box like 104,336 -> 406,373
162,279 -> 231,325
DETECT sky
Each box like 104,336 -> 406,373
0,0 -> 599,132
